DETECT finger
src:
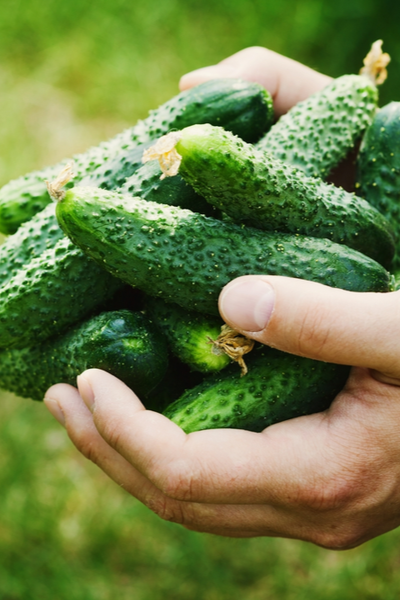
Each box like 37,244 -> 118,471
219,275 -> 400,381
44,383 -> 161,506
71,368 -> 385,509
43,382 -> 338,542
179,46 -> 331,117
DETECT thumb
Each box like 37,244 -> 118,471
218,275 -> 400,382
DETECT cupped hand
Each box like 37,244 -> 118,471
44,275 -> 400,549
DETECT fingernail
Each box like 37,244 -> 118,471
219,277 -> 275,332
44,397 -> 66,427
77,374 -> 95,412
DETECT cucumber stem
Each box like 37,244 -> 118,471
46,163 -> 74,201
359,40 -> 390,85
209,324 -> 255,376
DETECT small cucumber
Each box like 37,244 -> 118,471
163,349 -> 350,432
0,202 -> 64,287
0,235 -> 124,349
0,309 -> 168,401
147,124 -> 395,268
356,102 -> 400,270
0,79 -> 273,234
55,187 -> 392,318
145,296 -> 231,373
255,73 -> 378,178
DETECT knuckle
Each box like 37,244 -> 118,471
145,492 -> 187,525
156,460 -> 197,502
98,417 -> 123,451
295,304 -> 331,357
311,525 -> 365,551
296,473 -> 359,512
70,430 -> 100,465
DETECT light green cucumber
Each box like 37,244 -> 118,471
255,72 -> 379,178
164,123 -> 395,268
163,349 -> 350,432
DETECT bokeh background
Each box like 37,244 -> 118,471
1,1 -> 400,598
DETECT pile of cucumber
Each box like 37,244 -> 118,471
0,42 -> 398,433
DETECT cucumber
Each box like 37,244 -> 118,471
145,296 -> 231,373
163,349 -> 350,432
0,235 -> 124,349
0,309 -> 168,401
55,187 -> 392,318
160,124 -> 395,268
0,202 -> 64,287
356,102 -> 400,270
0,79 -> 273,235
255,73 -> 378,178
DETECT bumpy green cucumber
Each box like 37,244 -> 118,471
0,309 -> 168,401
0,79 -> 273,234
356,102 -> 400,270
56,187 -> 392,318
255,73 -> 378,178
0,235 -> 124,349
149,124 -> 395,268
119,160 -> 216,216
0,202 -> 64,287
163,349 -> 350,432
145,296 -> 231,373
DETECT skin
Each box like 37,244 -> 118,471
44,46 -> 400,550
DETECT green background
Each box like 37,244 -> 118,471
1,1 -> 400,598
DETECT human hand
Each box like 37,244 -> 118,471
179,46 -> 332,117
44,274 -> 400,549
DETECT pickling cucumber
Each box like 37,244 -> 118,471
0,235 -> 124,349
145,296 -> 231,373
0,202 -> 64,287
145,124 -> 395,268
0,79 -> 273,234
356,101 -> 400,270
163,349 -> 350,432
0,309 -> 168,401
55,187 -> 392,318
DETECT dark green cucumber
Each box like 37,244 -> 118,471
356,102 -> 400,270
0,309 -> 168,401
0,235 -> 124,349
145,296 -> 231,373
163,349 -> 350,432
159,124 -> 395,268
56,187 -> 392,318
255,73 -> 378,178
119,160 -> 217,217
0,79 -> 273,234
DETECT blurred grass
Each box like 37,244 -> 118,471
1,0 -> 400,598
